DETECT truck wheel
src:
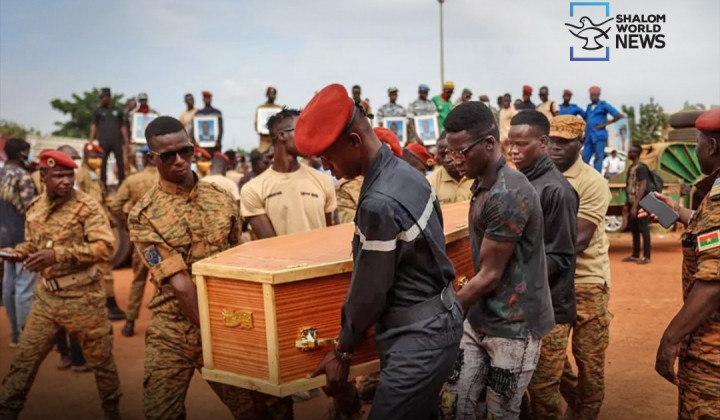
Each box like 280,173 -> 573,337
668,127 -> 700,143
605,215 -> 627,233
669,110 -> 704,129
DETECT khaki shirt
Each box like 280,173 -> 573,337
498,107 -> 518,145
179,108 -> 198,134
536,100 -> 559,122
129,177 -> 240,314
15,190 -> 113,284
426,166 -> 473,204
108,166 -> 159,215
76,164 -> 105,205
225,170 -> 243,185
201,174 -> 240,201
241,165 -> 337,236
563,158 -> 611,285
336,177 -> 363,224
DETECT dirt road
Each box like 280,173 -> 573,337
0,233 -> 682,419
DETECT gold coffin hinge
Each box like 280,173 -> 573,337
221,310 -> 254,329
295,327 -> 338,351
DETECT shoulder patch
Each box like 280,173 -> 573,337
697,229 -> 720,253
141,246 -> 163,266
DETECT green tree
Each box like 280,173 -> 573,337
0,120 -> 41,138
682,101 -> 706,111
50,88 -> 125,138
621,98 -> 668,144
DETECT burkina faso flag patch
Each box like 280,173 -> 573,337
697,230 -> 720,252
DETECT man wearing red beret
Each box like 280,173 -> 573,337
642,108 -> 720,419
515,85 -> 536,111
298,84 -> 463,419
403,142 -> 435,174
558,89 -> 586,118
0,150 -> 122,419
583,86 -> 625,172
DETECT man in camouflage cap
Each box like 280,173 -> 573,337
128,116 -> 289,419
0,150 -> 122,420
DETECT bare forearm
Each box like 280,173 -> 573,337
662,282 -> 720,345
169,272 -> 201,327
121,125 -> 130,144
457,268 -> 502,310
89,124 -> 97,141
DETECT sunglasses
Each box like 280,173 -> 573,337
149,145 -> 194,164
448,135 -> 493,160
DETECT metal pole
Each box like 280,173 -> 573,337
439,0 -> 445,85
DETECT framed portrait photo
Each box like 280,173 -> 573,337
194,115 -> 220,148
382,117 -> 408,145
256,107 -> 281,135
414,114 -> 440,146
131,112 -> 159,144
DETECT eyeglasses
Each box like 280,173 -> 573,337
149,145 -> 194,164
448,135 -> 493,160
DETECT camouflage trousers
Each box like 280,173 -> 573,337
144,313 -> 293,420
559,283 -> 612,420
126,251 -> 149,321
99,261 -> 116,298
0,282 -> 121,416
677,356 -> 720,419
527,323 -> 572,419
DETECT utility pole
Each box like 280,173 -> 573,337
439,0 -> 445,86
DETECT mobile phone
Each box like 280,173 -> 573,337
0,251 -> 16,258
639,194 -> 680,228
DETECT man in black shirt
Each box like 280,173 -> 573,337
195,91 -> 223,152
441,102 -> 554,419
89,87 -> 130,185
507,111 -> 580,419
624,143 -> 651,264
297,84 -> 463,420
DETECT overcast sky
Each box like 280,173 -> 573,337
1,0 -> 719,151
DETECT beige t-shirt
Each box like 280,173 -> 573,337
536,100 -> 559,123
426,166 -> 473,204
200,174 -> 240,201
563,158 -> 612,285
498,107 -> 518,145
241,165 -> 337,236
179,108 -> 198,134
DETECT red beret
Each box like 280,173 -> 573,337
696,108 -> 720,132
563,89 -> 573,95
295,84 -> 356,156
194,146 -> 211,160
405,143 -> 435,168
213,151 -> 230,162
39,150 -> 77,170
202,91 -> 212,97
589,86 -> 601,94
373,127 -> 403,157
523,85 -> 533,93
83,142 -> 104,154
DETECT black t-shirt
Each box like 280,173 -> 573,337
93,107 -> 124,144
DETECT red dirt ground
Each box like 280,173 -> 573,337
0,233 -> 682,419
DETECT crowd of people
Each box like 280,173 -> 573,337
0,79 -> 718,420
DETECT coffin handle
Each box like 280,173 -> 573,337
295,327 -> 338,351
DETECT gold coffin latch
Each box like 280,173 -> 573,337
457,276 -> 469,288
295,327 -> 338,351
221,310 -> 254,329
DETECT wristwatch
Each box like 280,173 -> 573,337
334,347 -> 352,362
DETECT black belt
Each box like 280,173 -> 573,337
380,285 -> 456,330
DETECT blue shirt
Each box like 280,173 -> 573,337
585,101 -> 620,143
558,103 -> 586,119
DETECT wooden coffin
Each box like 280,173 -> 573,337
192,201 -> 474,397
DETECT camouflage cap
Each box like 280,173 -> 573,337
550,115 -> 586,139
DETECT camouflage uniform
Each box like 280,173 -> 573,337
128,176 -> 292,420
108,166 -> 159,321
677,177 -> 720,419
0,191 -> 121,419
76,163 -> 116,298
335,177 -> 362,224
407,98 -> 438,143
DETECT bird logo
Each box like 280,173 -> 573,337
565,16 -> 613,50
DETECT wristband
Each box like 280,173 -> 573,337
334,347 -> 352,362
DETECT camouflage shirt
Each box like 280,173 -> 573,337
108,166 -> 159,215
14,190 -> 114,281
128,175 -> 240,315
0,165 -> 36,247
376,102 -> 407,120
467,157 -> 555,339
681,177 -> 720,369
407,99 -> 438,118
336,176 -> 362,224
76,164 -> 105,205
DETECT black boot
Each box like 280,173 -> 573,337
106,297 -> 126,321
121,320 -> 135,337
